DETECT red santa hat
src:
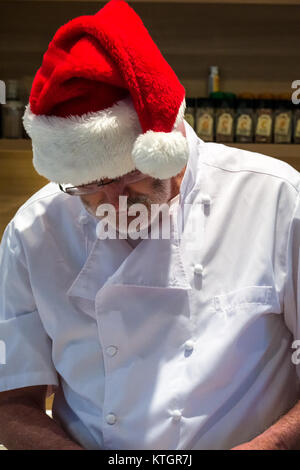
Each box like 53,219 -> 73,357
22,0 -> 188,186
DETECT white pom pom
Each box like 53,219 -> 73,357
132,130 -> 189,179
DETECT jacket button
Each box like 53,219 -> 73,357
106,413 -> 117,425
106,345 -> 118,357
172,410 -> 182,421
184,340 -> 194,352
201,194 -> 211,205
194,264 -> 203,275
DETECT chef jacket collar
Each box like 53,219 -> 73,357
179,119 -> 203,204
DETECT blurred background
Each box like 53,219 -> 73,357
1,0 -> 300,240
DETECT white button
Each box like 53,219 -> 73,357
106,413 -> 117,425
201,194 -> 211,205
106,345 -> 118,357
194,264 -> 203,275
172,410 -> 182,421
184,340 -> 194,352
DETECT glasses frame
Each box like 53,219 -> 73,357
58,170 -> 145,196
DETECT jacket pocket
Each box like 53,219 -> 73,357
213,285 -> 281,318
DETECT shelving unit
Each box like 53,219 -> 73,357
0,140 -> 48,237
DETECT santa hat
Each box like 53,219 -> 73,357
22,0 -> 188,186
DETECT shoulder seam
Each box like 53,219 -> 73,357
201,160 -> 300,194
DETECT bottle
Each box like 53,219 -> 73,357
184,98 -> 196,130
0,80 -> 5,138
274,100 -> 292,144
1,79 -> 24,139
235,98 -> 254,143
254,99 -> 274,143
208,66 -> 220,96
196,98 -> 214,142
294,103 -> 300,144
215,94 -> 235,143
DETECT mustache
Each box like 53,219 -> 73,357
126,195 -> 151,207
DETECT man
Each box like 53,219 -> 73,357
0,0 -> 300,450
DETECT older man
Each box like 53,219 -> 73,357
0,0 -> 300,450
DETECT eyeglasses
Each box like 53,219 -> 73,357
59,170 -> 147,196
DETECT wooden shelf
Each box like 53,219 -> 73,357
225,143 -> 300,159
0,139 -> 48,238
0,139 -> 32,152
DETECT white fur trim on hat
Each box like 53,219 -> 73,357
23,96 -> 188,185
132,130 -> 189,179
132,98 -> 189,179
23,95 -> 141,185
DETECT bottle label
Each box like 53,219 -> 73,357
197,113 -> 213,138
185,113 -> 194,130
213,75 -> 219,93
256,114 -> 272,137
296,119 -> 300,138
236,114 -> 252,136
208,75 -> 220,95
217,113 -> 233,136
275,112 -> 290,136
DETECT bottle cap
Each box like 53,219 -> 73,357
209,66 -> 219,75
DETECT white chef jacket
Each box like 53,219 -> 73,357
0,120 -> 300,450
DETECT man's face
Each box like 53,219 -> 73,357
80,175 -> 173,234
79,120 -> 186,235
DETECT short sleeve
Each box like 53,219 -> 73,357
283,190 -> 300,379
0,221 -> 59,392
